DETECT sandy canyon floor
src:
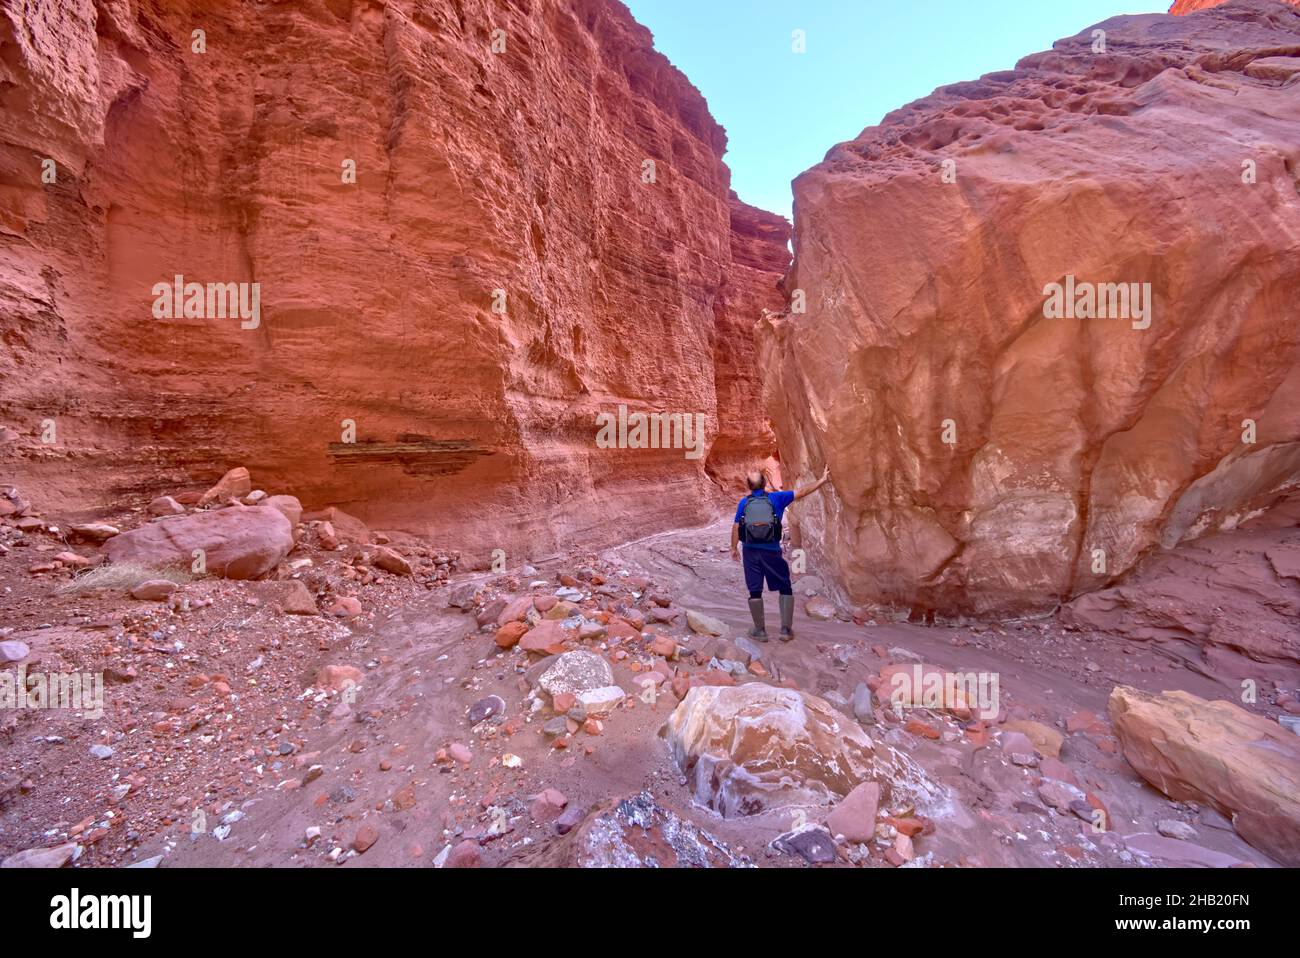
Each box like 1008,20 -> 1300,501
0,492 -> 1288,870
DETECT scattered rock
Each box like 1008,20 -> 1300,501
199,467 -> 252,506
520,792 -> 748,868
253,579 -> 318,615
686,609 -> 727,636
772,826 -> 837,864
105,506 -> 293,579
69,522 -> 119,542
1109,686 -> 1300,866
371,546 -> 413,576
261,495 -> 303,528
1156,819 -> 1198,841
129,579 -> 180,601
316,665 -> 364,692
518,619 -> 572,655
804,597 -> 835,621
851,682 -> 875,725
1002,720 -> 1063,759
576,685 -> 625,717
529,788 -> 568,824
467,695 -> 505,725
353,823 -> 380,853
538,651 -> 614,698
826,781 -> 880,843
328,596 -> 362,618
495,621 -> 528,649
0,640 -> 31,664
445,840 -> 481,868
148,495 -> 185,516
1,842 -> 78,869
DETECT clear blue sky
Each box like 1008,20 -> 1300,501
622,0 -> 1162,219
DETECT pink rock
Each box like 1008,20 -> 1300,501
826,781 -> 880,844
328,596 -> 362,618
371,545 -> 412,576
316,665 -> 364,691
445,840 -> 481,868
148,495 -> 185,516
529,788 -> 568,824
447,743 -> 473,764
130,579 -> 179,601
262,495 -> 303,529
496,596 -> 535,628
105,507 -> 293,580
518,619 -> 571,655
198,467 -> 251,506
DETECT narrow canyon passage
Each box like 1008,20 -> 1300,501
1,0 -> 1298,879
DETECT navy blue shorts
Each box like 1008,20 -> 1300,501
743,548 -> 792,596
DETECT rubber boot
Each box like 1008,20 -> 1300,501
747,597 -> 768,642
778,594 -> 795,641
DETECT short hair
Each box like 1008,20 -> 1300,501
748,471 -> 766,490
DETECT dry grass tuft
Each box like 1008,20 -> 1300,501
56,562 -> 193,596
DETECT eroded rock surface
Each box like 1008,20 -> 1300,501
1063,494 -> 1300,671
0,0 -> 788,562
759,0 -> 1300,617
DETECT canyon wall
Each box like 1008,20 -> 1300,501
760,0 -> 1300,619
0,0 -> 789,561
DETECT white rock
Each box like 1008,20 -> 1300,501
686,609 -> 727,636
577,685 -> 626,717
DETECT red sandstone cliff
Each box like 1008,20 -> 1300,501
760,0 -> 1300,618
0,0 -> 789,561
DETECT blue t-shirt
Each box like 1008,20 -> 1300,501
734,490 -> 794,551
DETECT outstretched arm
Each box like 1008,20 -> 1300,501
793,465 -> 832,501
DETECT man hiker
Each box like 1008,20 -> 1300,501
730,465 -> 831,641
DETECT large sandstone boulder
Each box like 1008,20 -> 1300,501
759,1 -> 1300,616
104,507 -> 293,580
1108,686 -> 1300,866
663,684 -> 937,818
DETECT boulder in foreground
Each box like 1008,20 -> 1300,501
1109,685 -> 1300,866
663,683 -> 937,818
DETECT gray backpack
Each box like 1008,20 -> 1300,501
741,493 -> 779,544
